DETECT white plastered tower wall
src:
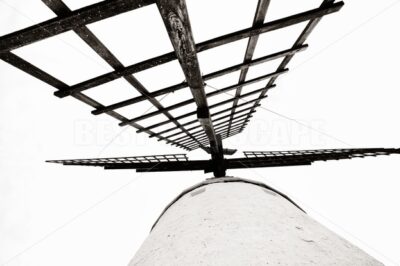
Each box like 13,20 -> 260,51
129,177 -> 382,266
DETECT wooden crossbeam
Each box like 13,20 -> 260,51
0,0 -> 154,53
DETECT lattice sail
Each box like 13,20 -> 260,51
0,0 -> 344,152
240,148 -> 400,167
47,154 -> 188,167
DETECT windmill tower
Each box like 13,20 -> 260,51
128,177 -> 383,265
0,0 -> 398,264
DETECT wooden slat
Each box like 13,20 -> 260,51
0,52 -> 68,90
0,0 -> 154,53
197,1 -> 343,52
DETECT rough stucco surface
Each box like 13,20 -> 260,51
129,179 -> 382,266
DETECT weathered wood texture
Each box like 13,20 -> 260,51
0,0 -> 155,53
157,0 -> 220,156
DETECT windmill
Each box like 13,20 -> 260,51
1,0 -> 398,264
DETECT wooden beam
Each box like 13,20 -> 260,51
201,147 -> 237,156
211,135 -> 226,177
105,160 -> 211,171
0,52 -> 68,90
0,0 -> 154,53
197,1 -> 343,52
157,0 -> 220,155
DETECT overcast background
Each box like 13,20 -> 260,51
1,0 -> 400,265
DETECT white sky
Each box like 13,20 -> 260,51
1,0 -> 400,265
